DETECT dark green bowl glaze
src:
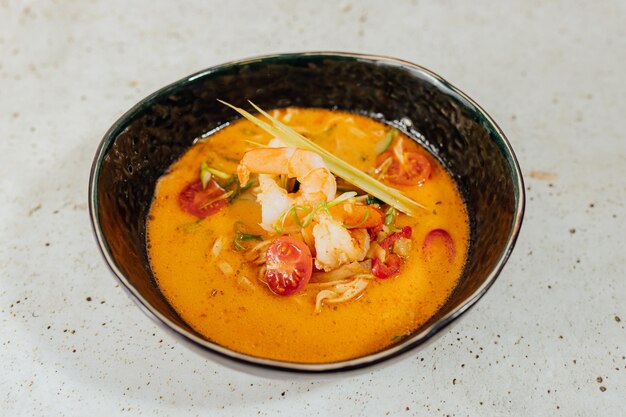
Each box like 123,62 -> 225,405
89,52 -> 524,375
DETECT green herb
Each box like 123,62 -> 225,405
233,221 -> 262,251
218,100 -> 427,216
365,195 -> 383,206
391,334 -> 404,342
228,177 -> 255,203
374,128 -> 398,154
273,204 -> 310,234
200,161 -> 212,189
206,166 -> 231,180
327,191 -> 357,208
176,219 -> 203,233
199,190 -> 233,209
384,206 -> 401,232
384,206 -> 396,226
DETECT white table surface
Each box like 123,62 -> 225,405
2,1 -> 625,415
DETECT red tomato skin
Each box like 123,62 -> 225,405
264,237 -> 313,296
380,226 -> 412,252
422,229 -> 456,261
377,151 -> 432,186
178,179 -> 227,218
371,226 -> 412,279
371,254 -> 402,279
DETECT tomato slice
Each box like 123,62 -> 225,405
380,226 -> 412,252
371,226 -> 412,279
377,151 -> 431,186
371,254 -> 402,279
178,179 -> 228,219
264,236 -> 313,296
422,229 -> 455,261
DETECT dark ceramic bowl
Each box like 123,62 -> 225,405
89,52 -> 524,375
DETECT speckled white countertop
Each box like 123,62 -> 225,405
1,1 -> 625,416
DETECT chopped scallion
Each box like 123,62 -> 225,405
233,221 -> 262,251
384,206 -> 396,226
206,167 -> 231,180
327,191 -> 357,208
374,128 -> 397,154
200,161 -> 212,189
199,190 -> 233,209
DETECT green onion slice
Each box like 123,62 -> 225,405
206,167 -> 231,180
327,191 -> 357,208
374,128 -> 398,154
200,161 -> 212,189
233,221 -> 262,251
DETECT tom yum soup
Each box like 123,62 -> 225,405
147,103 -> 469,363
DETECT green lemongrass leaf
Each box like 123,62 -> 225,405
344,208 -> 370,229
218,100 -> 426,217
374,128 -> 397,154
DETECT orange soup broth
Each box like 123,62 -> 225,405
147,108 -> 469,363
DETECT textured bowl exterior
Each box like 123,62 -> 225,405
89,52 -> 524,375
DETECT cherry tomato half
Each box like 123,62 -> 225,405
422,228 -> 456,262
178,179 -> 228,219
377,151 -> 432,186
264,236 -> 313,296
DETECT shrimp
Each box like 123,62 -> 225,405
312,212 -> 370,271
237,145 -> 371,272
237,147 -> 337,230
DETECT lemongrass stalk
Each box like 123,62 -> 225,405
218,100 -> 426,216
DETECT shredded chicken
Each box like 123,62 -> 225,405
314,276 -> 371,313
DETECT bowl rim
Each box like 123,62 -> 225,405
89,51 -> 525,375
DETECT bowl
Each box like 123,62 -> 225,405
89,52 -> 524,375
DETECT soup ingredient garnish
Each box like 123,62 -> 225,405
374,128 -> 398,154
264,236 -> 313,296
233,221 -> 262,251
220,104 -> 423,308
237,146 -> 337,231
178,179 -> 228,218
200,161 -> 212,189
383,206 -> 402,232
218,100 -> 426,216
423,229 -> 455,261
376,136 -> 432,186
314,277 -> 370,313
371,226 -> 412,279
